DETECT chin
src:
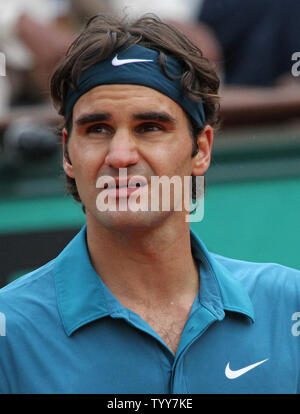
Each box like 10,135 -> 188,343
93,209 -> 173,233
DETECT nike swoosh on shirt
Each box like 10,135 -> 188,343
225,358 -> 269,379
112,55 -> 153,66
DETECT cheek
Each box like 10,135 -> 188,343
147,136 -> 191,166
161,141 -> 193,176
144,147 -> 192,180
69,142 -> 106,182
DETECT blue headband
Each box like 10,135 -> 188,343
65,45 -> 205,126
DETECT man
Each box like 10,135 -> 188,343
0,14 -> 300,394
199,0 -> 300,86
198,0 -> 300,125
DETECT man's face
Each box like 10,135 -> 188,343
63,84 -> 213,231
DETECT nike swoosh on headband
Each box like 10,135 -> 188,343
112,55 -> 153,66
225,358 -> 269,379
64,45 -> 206,127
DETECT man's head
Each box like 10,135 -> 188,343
50,14 -> 220,228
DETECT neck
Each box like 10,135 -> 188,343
86,212 -> 200,307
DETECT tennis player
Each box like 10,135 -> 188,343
1,14 -> 300,394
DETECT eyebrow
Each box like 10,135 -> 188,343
74,110 -> 177,127
75,112 -> 111,126
133,111 -> 176,124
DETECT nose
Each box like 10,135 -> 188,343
104,128 -> 139,169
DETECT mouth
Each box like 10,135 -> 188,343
106,184 -> 147,199
100,177 -> 148,198
104,183 -> 144,189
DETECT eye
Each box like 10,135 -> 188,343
136,123 -> 164,134
86,124 -> 113,135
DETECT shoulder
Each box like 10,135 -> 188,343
0,259 -> 55,294
0,260 -> 57,325
212,253 -> 300,304
0,260 -> 60,392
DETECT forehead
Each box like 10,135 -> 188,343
72,84 -> 187,120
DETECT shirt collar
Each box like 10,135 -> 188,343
54,226 -> 109,336
54,225 -> 254,336
190,228 -> 255,323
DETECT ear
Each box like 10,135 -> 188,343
62,128 -> 75,179
191,125 -> 213,176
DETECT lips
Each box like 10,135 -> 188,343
110,183 -> 142,189
106,184 -> 147,199
99,175 -> 148,198
105,176 -> 148,189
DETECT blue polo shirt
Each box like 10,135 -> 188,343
0,225 -> 300,394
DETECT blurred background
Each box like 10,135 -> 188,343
0,0 -> 300,287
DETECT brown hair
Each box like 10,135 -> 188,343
50,13 -> 220,205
